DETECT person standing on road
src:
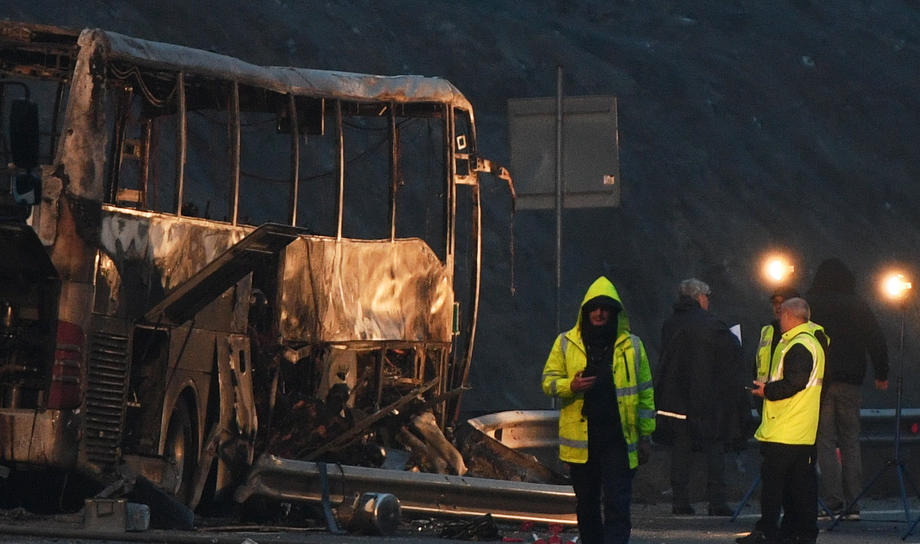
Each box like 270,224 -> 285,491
738,297 -> 827,544
654,278 -> 747,517
806,258 -> 889,520
542,276 -> 655,544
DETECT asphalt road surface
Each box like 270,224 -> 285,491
631,498 -> 920,543
1,498 -> 919,543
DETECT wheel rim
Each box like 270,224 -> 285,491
164,404 -> 192,500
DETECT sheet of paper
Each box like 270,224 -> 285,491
730,324 -> 741,345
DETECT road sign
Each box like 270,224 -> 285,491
508,95 -> 620,209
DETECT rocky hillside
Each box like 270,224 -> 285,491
5,0 -> 920,413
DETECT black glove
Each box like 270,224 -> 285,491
637,437 -> 652,465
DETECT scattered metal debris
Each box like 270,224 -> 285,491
437,513 -> 501,541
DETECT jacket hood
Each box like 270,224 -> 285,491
809,258 -> 856,294
575,276 -> 630,335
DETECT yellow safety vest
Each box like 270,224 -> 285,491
754,321 -> 825,445
755,324 -> 776,382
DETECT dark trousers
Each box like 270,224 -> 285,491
569,438 -> 635,544
755,442 -> 818,542
670,423 -> 727,508
817,382 -> 863,511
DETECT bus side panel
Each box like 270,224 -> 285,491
99,208 -> 250,327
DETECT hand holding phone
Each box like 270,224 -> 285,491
571,370 -> 597,392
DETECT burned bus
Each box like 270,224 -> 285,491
0,21 -> 511,510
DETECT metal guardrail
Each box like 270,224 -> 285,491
466,408 -> 920,446
854,407 -> 920,445
231,408 -> 920,526
235,454 -> 578,525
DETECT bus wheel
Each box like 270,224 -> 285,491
163,401 -> 196,504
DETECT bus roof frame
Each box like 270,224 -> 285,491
81,28 -> 475,112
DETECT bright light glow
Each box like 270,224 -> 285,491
882,272 -> 912,301
761,254 -> 794,285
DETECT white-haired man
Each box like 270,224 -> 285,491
738,298 -> 828,544
654,278 -> 747,516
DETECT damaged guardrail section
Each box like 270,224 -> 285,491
236,454 -> 577,524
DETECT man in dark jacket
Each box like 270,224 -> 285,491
807,258 -> 889,520
655,278 -> 747,516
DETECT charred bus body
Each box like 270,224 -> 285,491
0,21 -> 508,509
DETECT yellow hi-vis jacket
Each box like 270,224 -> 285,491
754,321 -> 826,445
541,276 -> 656,468
756,323 -> 776,382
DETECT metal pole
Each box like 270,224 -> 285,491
288,94 -> 300,226
335,100 -> 344,240
554,66 -> 563,336
175,72 -> 186,216
553,66 -> 563,410
229,81 -> 240,225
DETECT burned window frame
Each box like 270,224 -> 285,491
102,64 -> 457,262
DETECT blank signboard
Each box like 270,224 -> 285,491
508,95 -> 620,209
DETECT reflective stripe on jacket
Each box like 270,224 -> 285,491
754,321 -> 825,445
540,276 -> 655,468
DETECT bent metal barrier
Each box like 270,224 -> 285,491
235,454 -> 578,525
234,407 -> 919,524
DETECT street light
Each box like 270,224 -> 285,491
760,253 -> 795,286
882,272 -> 912,302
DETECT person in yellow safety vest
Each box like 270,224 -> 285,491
754,286 -> 801,419
738,297 -> 827,544
755,286 -> 801,383
541,276 -> 655,544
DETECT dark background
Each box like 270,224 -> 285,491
5,1 -> 920,416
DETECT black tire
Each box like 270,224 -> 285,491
163,400 -> 197,505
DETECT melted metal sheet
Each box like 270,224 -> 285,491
279,237 -> 453,344
100,209 -> 452,344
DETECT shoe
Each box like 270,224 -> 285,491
709,503 -> 733,516
672,503 -> 695,515
817,503 -> 844,521
735,529 -> 770,544
843,510 -> 860,521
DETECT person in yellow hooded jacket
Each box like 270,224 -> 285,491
541,276 -> 655,544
